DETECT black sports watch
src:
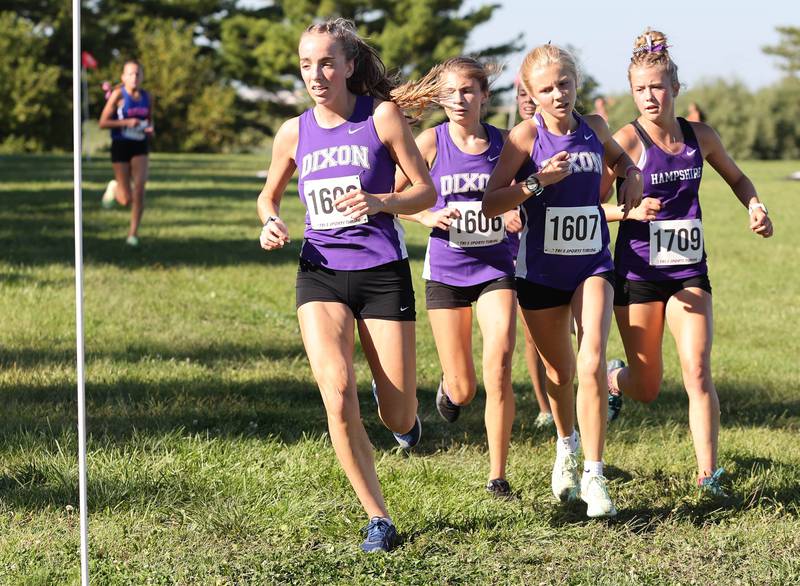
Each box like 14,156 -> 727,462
524,173 -> 544,197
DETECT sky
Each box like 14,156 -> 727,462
463,0 -> 795,95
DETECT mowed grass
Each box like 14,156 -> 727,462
1,152 -> 799,585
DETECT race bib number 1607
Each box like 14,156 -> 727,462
303,175 -> 368,231
544,206 -> 602,255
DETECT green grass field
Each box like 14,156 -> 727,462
1,153 -> 799,584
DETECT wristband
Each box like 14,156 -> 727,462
624,165 -> 641,178
748,202 -> 767,215
262,215 -> 280,227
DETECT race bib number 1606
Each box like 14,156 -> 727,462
304,175 -> 368,231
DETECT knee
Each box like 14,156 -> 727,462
626,367 -> 662,403
544,363 -> 574,387
381,401 -> 418,435
445,374 -> 477,406
682,361 -> 714,395
576,351 -> 604,385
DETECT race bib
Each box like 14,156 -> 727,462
121,121 -> 147,141
304,175 -> 368,231
544,206 -> 602,255
448,201 -> 505,248
649,219 -> 704,266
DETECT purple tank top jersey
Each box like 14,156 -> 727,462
516,113 -> 613,290
423,122 -> 515,286
614,118 -> 707,281
111,87 -> 150,142
296,95 -> 407,270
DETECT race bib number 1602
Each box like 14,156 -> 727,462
303,175 -> 368,231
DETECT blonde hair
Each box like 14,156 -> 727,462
519,44 -> 580,97
390,57 -> 498,122
628,28 -> 679,89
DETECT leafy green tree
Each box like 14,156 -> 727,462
763,26 -> 800,77
0,12 -> 65,152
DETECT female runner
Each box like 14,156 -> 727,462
604,30 -> 773,496
483,44 -> 642,518
257,19 -> 436,552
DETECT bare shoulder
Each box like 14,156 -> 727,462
508,118 -> 537,151
273,116 -> 300,160
613,123 -> 639,152
373,98 -> 403,123
583,113 -> 611,140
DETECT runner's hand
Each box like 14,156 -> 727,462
335,188 -> 385,220
260,218 -> 290,250
537,151 -> 571,187
420,207 -> 461,230
750,208 -> 773,238
503,209 -> 522,233
627,197 -> 661,222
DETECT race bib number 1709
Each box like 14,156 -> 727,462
649,219 -> 703,266
303,175 -> 368,231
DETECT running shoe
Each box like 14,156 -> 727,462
435,378 -> 460,423
125,235 -> 140,248
101,179 -> 118,208
552,448 -> 580,502
534,411 -> 554,429
698,468 -> 727,498
485,478 -> 514,499
607,359 -> 625,423
580,474 -> 618,518
360,517 -> 397,553
371,379 -> 422,449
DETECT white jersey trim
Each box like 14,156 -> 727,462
392,216 -> 409,260
515,206 -> 530,279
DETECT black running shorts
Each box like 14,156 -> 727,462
425,276 -> 516,310
516,271 -> 615,311
613,274 -> 712,306
111,139 -> 149,163
296,258 -> 416,321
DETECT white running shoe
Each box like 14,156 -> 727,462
101,179 -> 118,208
551,446 -> 580,502
580,474 -> 617,518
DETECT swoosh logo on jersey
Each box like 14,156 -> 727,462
687,148 -> 696,156
400,306 -> 409,312
348,126 -> 366,134
488,154 -> 500,162
584,133 -> 593,140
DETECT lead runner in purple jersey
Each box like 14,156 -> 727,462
483,44 -> 643,519
256,19 -> 436,553
602,30 -> 774,497
395,58 -> 517,498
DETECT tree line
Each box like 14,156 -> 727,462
0,1 -> 797,159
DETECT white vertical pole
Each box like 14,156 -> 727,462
72,0 -> 90,584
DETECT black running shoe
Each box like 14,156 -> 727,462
435,379 -> 460,423
485,478 -> 514,499
607,359 -> 625,423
